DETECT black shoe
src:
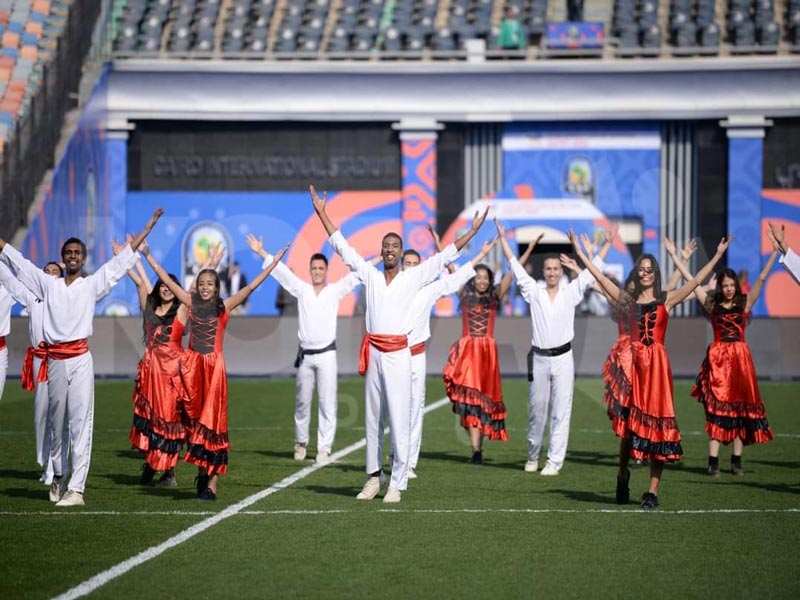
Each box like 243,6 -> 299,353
195,472 -> 209,496
155,471 -> 178,487
640,492 -> 659,509
470,451 -> 483,465
615,469 -> 630,505
196,487 -> 217,502
706,464 -> 721,478
140,463 -> 156,486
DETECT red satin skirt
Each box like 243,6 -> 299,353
443,335 -> 507,441
181,350 -> 230,475
624,342 -> 682,462
130,344 -> 187,471
691,341 -> 773,445
602,334 -> 633,437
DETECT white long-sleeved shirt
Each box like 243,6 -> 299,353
780,247 -> 800,285
0,282 -> 13,338
329,230 -> 458,336
0,244 -> 137,344
407,263 -> 476,346
0,261 -> 45,346
511,256 -> 604,349
262,254 -> 360,350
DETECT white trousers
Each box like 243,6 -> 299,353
365,345 -> 412,491
0,346 -> 7,401
32,357 -> 51,478
295,349 -> 338,453
409,351 -> 426,470
47,352 -> 95,494
527,351 -> 575,471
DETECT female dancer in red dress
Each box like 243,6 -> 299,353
444,238 -> 536,464
128,263 -> 186,487
143,239 -> 286,500
571,232 -> 731,509
678,242 -> 778,476
126,241 -> 223,487
601,239 -> 696,439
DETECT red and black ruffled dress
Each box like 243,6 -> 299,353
443,294 -> 507,441
182,300 -> 231,476
602,311 -> 633,436
690,304 -> 773,445
617,297 -> 682,462
130,308 -> 188,471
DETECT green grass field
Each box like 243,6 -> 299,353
1,377 -> 799,599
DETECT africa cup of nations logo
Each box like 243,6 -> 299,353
562,157 -> 595,203
182,222 -> 232,288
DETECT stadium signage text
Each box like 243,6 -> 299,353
151,155 -> 396,179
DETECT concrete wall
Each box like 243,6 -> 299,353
5,316 -> 799,380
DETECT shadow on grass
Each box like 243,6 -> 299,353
105,473 -> 143,486
304,484 -> 360,498
562,450 -> 619,468
0,469 -> 43,482
255,450 -> 297,461
2,487 -> 49,501
420,450 -> 520,470
748,459 -> 800,470
546,488 -> 615,505
733,481 -> 800,495
115,449 -> 142,460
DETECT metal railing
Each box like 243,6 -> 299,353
0,0 -> 103,241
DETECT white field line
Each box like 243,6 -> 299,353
51,396 -> 451,600
3,507 -> 799,518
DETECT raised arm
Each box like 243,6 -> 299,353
141,246 -> 190,305
128,208 -> 164,252
665,236 -> 732,310
225,244 -> 289,312
0,260 -> 37,307
569,230 -> 620,302
745,243 -> 779,313
247,233 -> 305,297
310,185 -> 338,236
665,238 -> 698,292
663,236 -> 709,307
428,224 -> 456,274
767,222 -> 800,284
452,207 -> 489,252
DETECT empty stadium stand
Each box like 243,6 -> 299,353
108,0 -> 800,60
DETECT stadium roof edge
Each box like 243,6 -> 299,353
105,58 -> 800,122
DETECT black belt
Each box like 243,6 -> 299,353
294,341 -> 336,368
526,342 -> 572,382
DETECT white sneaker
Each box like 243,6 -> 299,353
55,490 -> 85,507
540,463 -> 560,476
382,486 -> 402,503
524,460 -> 539,473
407,467 -> 418,480
293,443 -> 307,461
356,473 -> 388,500
49,477 -> 66,503
315,449 -> 332,465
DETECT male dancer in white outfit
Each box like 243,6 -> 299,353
247,235 -> 360,464
0,261 -> 65,484
767,222 -> 800,285
311,185 -> 486,503
403,237 -> 501,479
496,219 -> 611,476
0,208 -> 163,506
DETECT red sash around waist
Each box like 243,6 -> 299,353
0,336 -> 5,350
34,339 -> 89,385
358,334 -> 408,376
410,342 -> 426,356
20,345 -> 48,392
